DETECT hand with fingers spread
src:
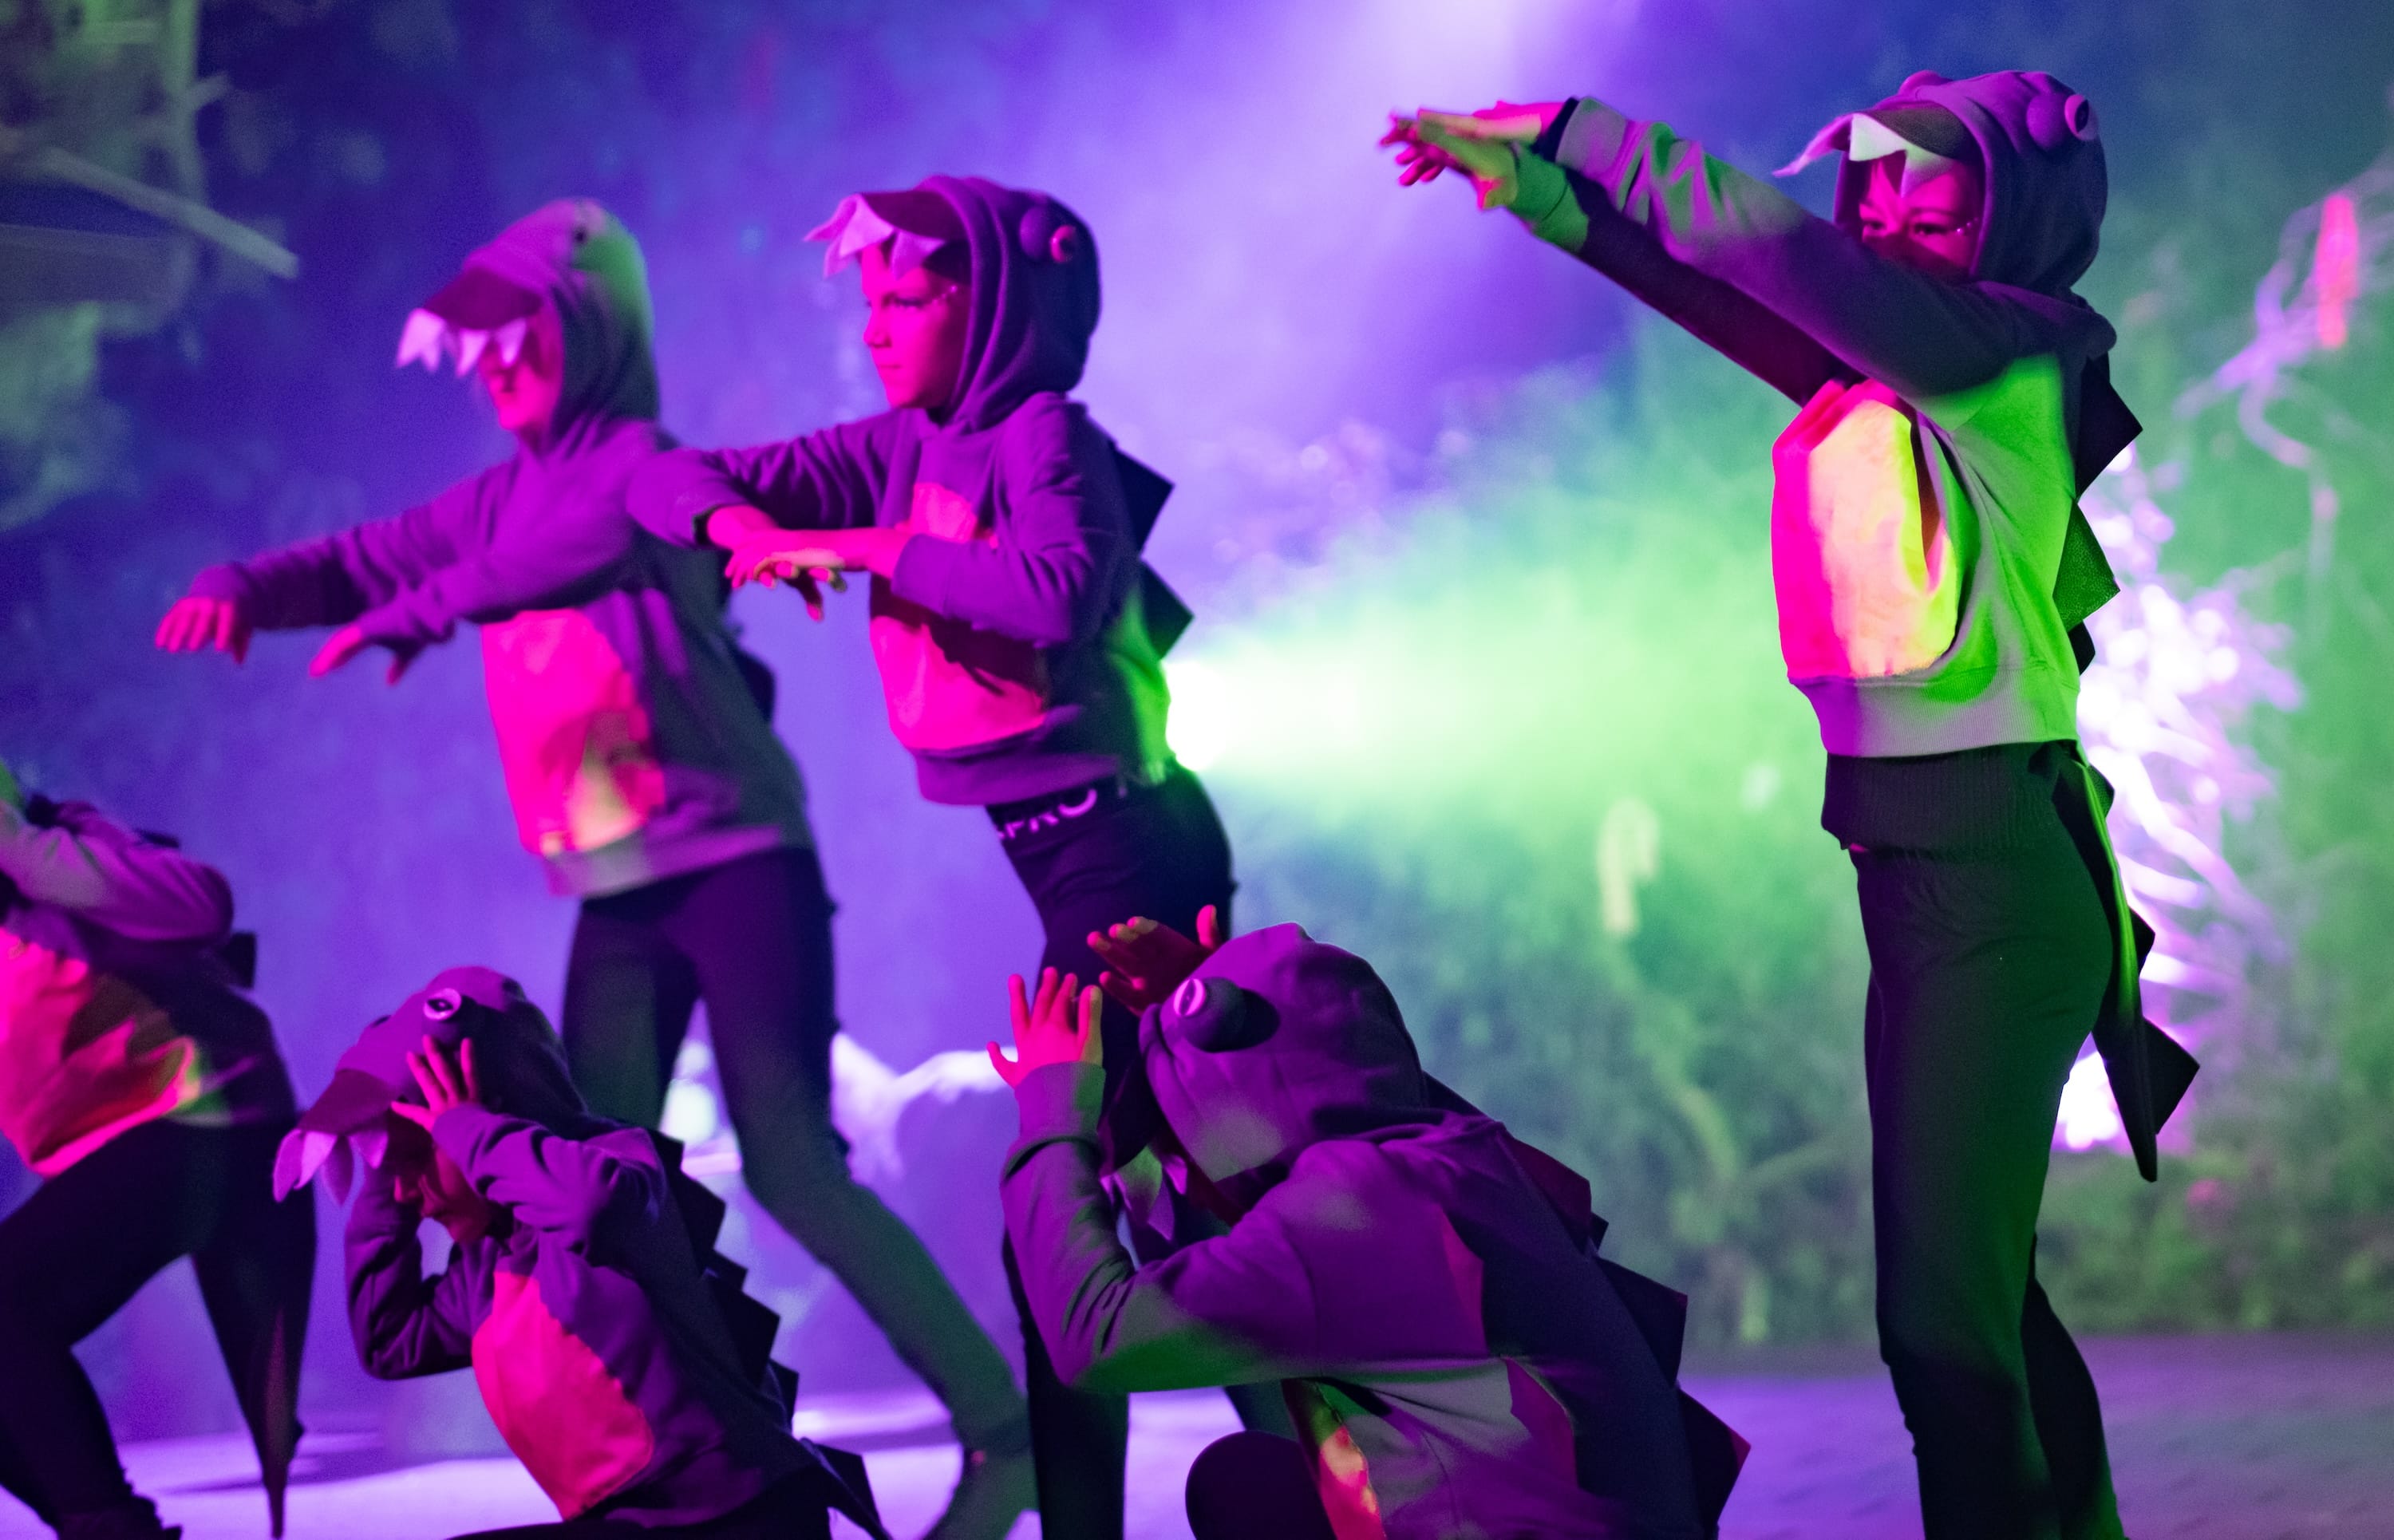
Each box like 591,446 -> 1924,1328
155,594 -> 255,663
308,624 -> 419,685
727,526 -> 906,609
1087,904 -> 1227,1013
1381,101 -> 1566,208
699,503 -> 833,619
392,1035 -> 484,1129
988,967 -> 1103,1091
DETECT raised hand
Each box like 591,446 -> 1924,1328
1088,904 -> 1227,1012
392,1035 -> 483,1128
155,594 -> 254,662
1381,102 -> 1565,207
987,967 -> 1103,1090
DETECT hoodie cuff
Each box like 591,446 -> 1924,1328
354,590 -> 451,653
188,563 -> 259,607
1003,1062 -> 1105,1176
1511,153 -> 1586,251
427,1103 -> 512,1174
1551,96 -> 1628,178
887,529 -> 958,616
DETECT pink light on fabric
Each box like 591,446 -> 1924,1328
472,1270 -> 656,1517
866,480 -> 1053,751
0,939 -> 203,1175
1771,379 -> 1960,681
480,609 -> 668,858
2316,192 -> 2360,349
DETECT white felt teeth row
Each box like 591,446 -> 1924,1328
1776,111 -> 1961,192
271,1123 -> 395,1203
395,309 -> 530,375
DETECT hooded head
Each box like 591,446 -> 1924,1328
272,965 -> 601,1202
395,199 -> 660,444
1781,69 -> 2106,300
809,176 -> 1100,432
1132,925 -> 1436,1212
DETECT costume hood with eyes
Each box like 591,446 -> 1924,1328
189,202 -> 814,900
288,966 -> 885,1535
630,176 -> 1190,808
1001,925 -> 1744,1539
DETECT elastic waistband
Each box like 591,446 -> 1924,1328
988,774 -> 1136,845
1821,740 -> 2075,854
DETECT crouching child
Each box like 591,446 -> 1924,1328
276,966 -> 882,1540
990,926 -> 1746,1539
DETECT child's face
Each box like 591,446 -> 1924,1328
478,323 -> 563,440
1856,158 -> 1984,282
859,241 -> 971,416
381,1115 -> 496,1246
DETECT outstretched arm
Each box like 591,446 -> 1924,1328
627,416 -> 901,549
173,471 -> 499,634
0,797 -> 231,944
1394,101 -> 2080,404
160,469 -> 506,674
883,398 -> 1129,649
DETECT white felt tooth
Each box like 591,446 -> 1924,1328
887,229 -> 946,279
1843,113 -> 1909,164
1776,113 -> 1855,177
354,1126 -> 389,1173
293,1129 -> 336,1191
803,192 -> 864,245
271,1127 -> 312,1200
324,1137 -> 356,1206
1898,146 -> 1964,194
811,194 -> 902,277
494,317 -> 528,367
452,329 -> 488,377
396,309 -> 448,371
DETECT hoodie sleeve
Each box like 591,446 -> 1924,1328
345,1172 -> 485,1379
1520,97 -> 2085,405
887,396 -> 1127,650
1001,1064 -> 1490,1394
0,801 -> 232,945
1510,140 -> 1847,407
626,415 -> 904,547
342,492 -> 642,654
430,1108 -> 666,1254
187,468 -> 506,631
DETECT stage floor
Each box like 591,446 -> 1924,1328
4,1333 -> 2387,1539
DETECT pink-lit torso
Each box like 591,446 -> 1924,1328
1771,378 -> 1962,681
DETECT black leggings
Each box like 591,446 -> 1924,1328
0,1118 -> 312,1529
991,764 -> 1290,1540
560,845 -> 1022,1450
1854,803 -> 2123,1540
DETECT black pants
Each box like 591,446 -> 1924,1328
448,1474 -> 831,1540
560,846 -> 1022,1450
0,1118 -> 311,1529
991,764 -> 1290,1540
1854,801 -> 2123,1540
